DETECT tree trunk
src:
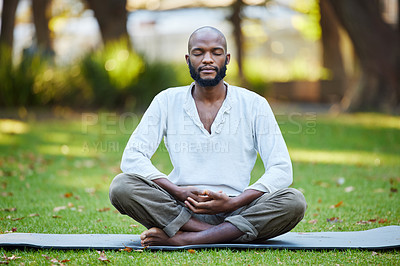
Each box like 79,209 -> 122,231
85,0 -> 130,45
31,0 -> 53,54
328,0 -> 399,112
230,0 -> 247,86
0,0 -> 19,59
319,0 -> 347,102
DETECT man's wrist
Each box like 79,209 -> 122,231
232,189 -> 264,211
153,178 -> 182,200
228,196 -> 240,212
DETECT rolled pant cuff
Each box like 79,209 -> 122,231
225,215 -> 258,242
163,207 -> 192,237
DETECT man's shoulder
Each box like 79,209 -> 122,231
157,85 -> 190,98
228,84 -> 267,103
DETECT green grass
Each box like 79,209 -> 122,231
0,110 -> 399,264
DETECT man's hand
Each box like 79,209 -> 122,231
152,178 -> 211,203
175,186 -> 212,203
185,190 -> 236,215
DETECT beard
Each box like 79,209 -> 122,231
188,58 -> 228,87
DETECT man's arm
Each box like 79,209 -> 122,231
121,93 -> 168,180
245,97 -> 293,194
184,189 -> 264,214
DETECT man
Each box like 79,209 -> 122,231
109,26 -> 306,246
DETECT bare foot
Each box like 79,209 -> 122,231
140,223 -> 243,246
140,228 -> 178,246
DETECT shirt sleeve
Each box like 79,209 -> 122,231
245,97 -> 293,193
120,92 -> 168,180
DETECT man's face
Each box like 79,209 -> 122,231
186,31 -> 230,87
188,58 -> 228,87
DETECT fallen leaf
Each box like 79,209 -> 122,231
67,202 -> 74,208
11,228 -> 17,232
327,217 -> 342,223
8,255 -> 21,260
308,219 -> 318,224
29,213 -> 40,217
42,254 -> 69,264
53,206 -> 67,212
63,192 -> 73,198
317,198 -> 322,203
42,254 -> 51,260
129,224 -> 138,228
378,218 -> 388,224
390,188 -> 398,193
11,217 -> 24,221
188,249 -> 196,254
371,251 -> 379,256
97,251 -> 110,262
1,192 -> 13,197
344,186 -> 355,193
97,208 -> 110,212
1,208 -> 16,212
329,201 -> 343,209
52,215 -> 62,218
356,219 -> 378,225
119,246 -> 133,252
373,188 -> 385,193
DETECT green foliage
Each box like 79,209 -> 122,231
79,40 -> 144,109
292,0 -> 321,41
0,45 -> 48,107
0,40 -> 188,110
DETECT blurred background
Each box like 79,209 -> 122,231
0,0 -> 399,114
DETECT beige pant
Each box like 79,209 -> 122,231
109,173 -> 307,242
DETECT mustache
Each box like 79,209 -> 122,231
198,66 -> 218,72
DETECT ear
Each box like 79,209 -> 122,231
185,54 -> 190,65
225,53 -> 231,65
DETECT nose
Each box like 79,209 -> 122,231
202,52 -> 214,64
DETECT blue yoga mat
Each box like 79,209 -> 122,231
0,226 -> 399,250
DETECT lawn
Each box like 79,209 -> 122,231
0,109 -> 399,264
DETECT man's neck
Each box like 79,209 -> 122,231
192,81 -> 226,104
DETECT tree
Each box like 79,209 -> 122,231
85,0 -> 130,45
327,0 -> 399,112
230,0 -> 247,86
0,0 -> 20,59
319,0 -> 347,102
31,0 -> 53,54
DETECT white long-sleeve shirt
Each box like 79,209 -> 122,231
121,82 -> 292,196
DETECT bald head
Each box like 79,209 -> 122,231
188,26 -> 227,53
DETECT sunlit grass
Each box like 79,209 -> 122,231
0,119 -> 29,134
0,111 -> 399,264
289,148 -> 399,166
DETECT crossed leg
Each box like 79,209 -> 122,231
140,222 -> 242,246
110,173 -> 306,246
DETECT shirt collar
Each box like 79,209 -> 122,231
184,81 -> 233,111
183,81 -> 234,135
